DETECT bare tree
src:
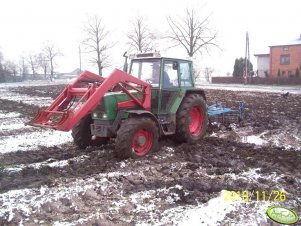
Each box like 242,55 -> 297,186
5,60 -> 18,81
204,67 -> 214,83
0,51 -> 3,68
193,67 -> 202,82
18,56 -> 28,80
127,16 -> 155,53
0,51 -> 4,82
82,15 -> 111,76
27,54 -> 38,79
43,42 -> 62,81
166,8 -> 218,57
37,52 -> 49,79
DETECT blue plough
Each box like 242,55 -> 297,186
207,102 -> 244,124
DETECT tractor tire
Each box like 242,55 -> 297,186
71,115 -> 108,149
176,94 -> 208,143
115,117 -> 159,159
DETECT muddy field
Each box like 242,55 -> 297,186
0,83 -> 300,226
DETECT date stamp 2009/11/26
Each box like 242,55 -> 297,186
223,190 -> 286,202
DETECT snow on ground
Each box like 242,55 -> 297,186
156,192 -> 243,226
0,78 -> 74,106
4,155 -> 89,174
0,88 -> 73,153
198,83 -> 301,94
0,109 -> 72,154
0,81 -> 300,225
0,111 -> 24,131
0,111 -> 21,119
139,190 -> 290,226
0,78 -> 75,88
215,124 -> 301,151
241,135 -> 267,145
0,170 -> 138,224
0,153 -> 298,225
0,129 -> 72,153
0,87 -> 53,107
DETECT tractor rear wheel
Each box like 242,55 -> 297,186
176,94 -> 208,143
72,115 -> 108,149
115,117 -> 159,159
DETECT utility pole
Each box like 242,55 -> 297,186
244,32 -> 250,84
78,45 -> 82,74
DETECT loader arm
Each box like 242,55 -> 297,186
27,69 -> 151,131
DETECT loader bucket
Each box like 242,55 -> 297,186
26,69 -> 151,131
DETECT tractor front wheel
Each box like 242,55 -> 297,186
115,117 -> 159,159
72,115 -> 108,149
176,94 -> 208,143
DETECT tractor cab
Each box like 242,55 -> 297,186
128,53 -> 195,114
129,53 -> 194,89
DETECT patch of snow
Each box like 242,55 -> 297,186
165,147 -> 175,153
53,212 -> 102,226
209,132 -> 218,137
0,111 -> 21,119
267,132 -> 301,151
0,129 -> 72,153
106,171 -> 132,178
199,83 -> 301,95
154,190 -> 295,226
119,162 -> 126,168
0,117 -> 26,131
0,87 -> 53,107
166,193 -> 181,204
0,169 -> 140,222
0,78 -> 73,88
3,167 -> 23,173
157,191 -> 237,226
241,135 -> 268,145
53,222 -> 73,226
4,155 -> 88,173
129,191 -> 157,216
224,168 -> 287,191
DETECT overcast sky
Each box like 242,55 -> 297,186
0,0 -> 300,76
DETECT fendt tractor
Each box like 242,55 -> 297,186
27,53 -> 208,158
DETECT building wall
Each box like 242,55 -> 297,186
256,55 -> 270,77
270,45 -> 301,77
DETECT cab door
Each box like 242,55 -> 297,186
158,59 -> 180,114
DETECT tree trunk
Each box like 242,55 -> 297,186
50,60 -> 54,81
97,61 -> 102,76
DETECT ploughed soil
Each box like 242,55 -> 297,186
0,84 -> 300,225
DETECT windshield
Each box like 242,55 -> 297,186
130,60 -> 160,87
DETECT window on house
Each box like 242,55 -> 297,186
282,71 -> 286,76
280,55 -> 290,65
283,46 -> 289,51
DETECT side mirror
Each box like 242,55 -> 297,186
172,62 -> 178,70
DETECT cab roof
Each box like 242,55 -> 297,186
131,57 -> 192,63
129,52 -> 192,63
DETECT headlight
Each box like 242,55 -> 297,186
92,112 -> 99,118
102,113 -> 108,119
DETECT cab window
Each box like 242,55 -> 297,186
179,62 -> 192,86
130,60 -> 160,87
163,61 -> 178,88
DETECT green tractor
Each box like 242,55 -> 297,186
28,53 -> 208,158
